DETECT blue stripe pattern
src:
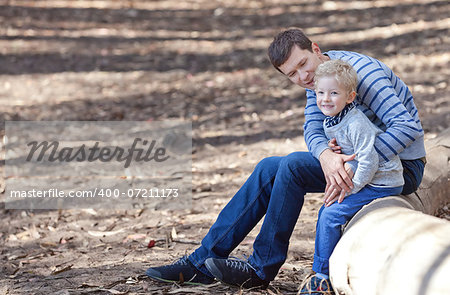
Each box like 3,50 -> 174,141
303,50 -> 424,162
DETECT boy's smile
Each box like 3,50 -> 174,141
315,75 -> 356,117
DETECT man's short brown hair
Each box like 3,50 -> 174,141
268,28 -> 313,70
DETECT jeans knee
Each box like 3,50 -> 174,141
319,206 -> 341,226
278,152 -> 301,172
254,156 -> 280,176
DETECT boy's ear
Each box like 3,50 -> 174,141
347,91 -> 357,103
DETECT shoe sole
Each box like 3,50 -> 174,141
146,270 -> 214,286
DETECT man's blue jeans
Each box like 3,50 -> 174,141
187,151 -> 425,281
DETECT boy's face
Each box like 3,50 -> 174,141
278,43 -> 327,90
315,75 -> 356,117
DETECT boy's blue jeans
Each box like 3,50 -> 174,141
312,185 -> 403,275
187,151 -> 425,281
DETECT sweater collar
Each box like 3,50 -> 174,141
324,101 -> 357,128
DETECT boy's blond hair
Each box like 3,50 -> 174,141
314,59 -> 358,93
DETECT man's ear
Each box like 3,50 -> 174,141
311,43 -> 321,54
347,91 -> 357,103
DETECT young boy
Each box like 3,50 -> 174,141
299,59 -> 404,294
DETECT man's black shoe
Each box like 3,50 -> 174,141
146,256 -> 215,285
205,257 -> 270,289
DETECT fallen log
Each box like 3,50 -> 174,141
329,128 -> 450,295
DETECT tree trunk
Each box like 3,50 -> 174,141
329,128 -> 450,295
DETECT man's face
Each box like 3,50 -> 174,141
278,43 -> 326,90
315,75 -> 355,117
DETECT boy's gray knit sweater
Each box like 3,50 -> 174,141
324,107 -> 404,194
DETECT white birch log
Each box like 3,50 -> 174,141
329,128 -> 450,295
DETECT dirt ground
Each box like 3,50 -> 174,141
0,0 -> 449,294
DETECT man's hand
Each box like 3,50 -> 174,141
319,149 -> 355,205
328,138 -> 342,154
323,163 -> 354,206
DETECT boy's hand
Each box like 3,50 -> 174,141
328,138 -> 342,154
319,150 -> 355,204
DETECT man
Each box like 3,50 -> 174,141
145,28 -> 426,289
